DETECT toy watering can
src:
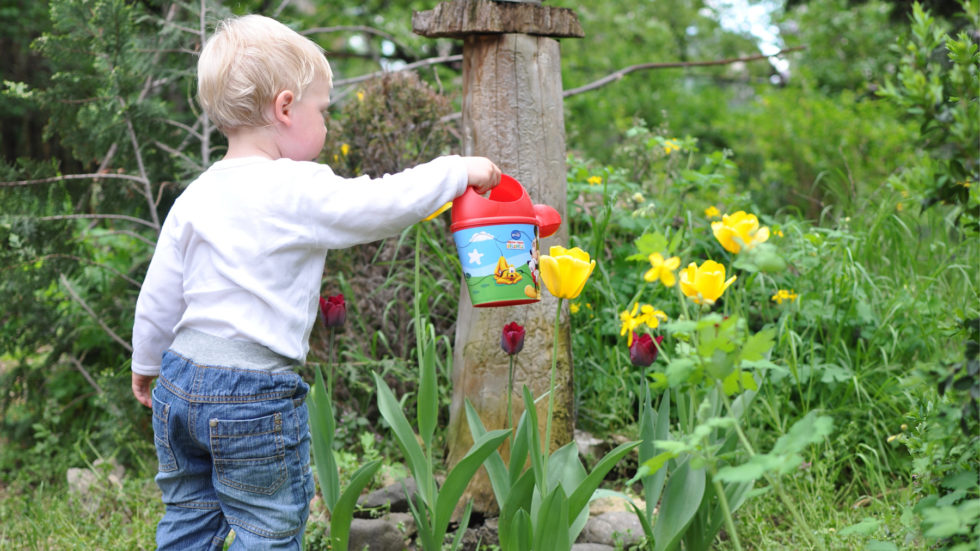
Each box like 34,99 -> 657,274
451,174 -> 561,307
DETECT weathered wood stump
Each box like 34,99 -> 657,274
414,0 -> 583,514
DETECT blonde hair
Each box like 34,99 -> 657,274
197,15 -> 333,132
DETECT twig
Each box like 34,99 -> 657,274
67,354 -> 105,395
34,213 -> 159,229
562,46 -> 807,97
84,229 -> 156,248
118,97 -> 160,231
333,54 -> 463,88
0,173 -> 148,187
59,274 -> 133,353
1,253 -> 142,288
154,140 -> 205,173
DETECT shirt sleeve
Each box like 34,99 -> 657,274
307,155 -> 468,249
131,215 -> 186,376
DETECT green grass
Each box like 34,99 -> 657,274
0,477 -> 162,550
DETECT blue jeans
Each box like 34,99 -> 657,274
152,349 -> 313,550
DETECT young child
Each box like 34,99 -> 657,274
130,14 -> 500,549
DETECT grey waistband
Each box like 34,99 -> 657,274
170,328 -> 296,372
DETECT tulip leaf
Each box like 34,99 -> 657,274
568,440 -> 640,524
374,372 -> 432,504
509,410 -> 531,487
499,469 -> 536,546
522,386 -> 547,495
434,428 -> 510,541
448,500 -> 473,551
309,365 -> 339,512
653,459 -> 706,551
533,486 -> 570,551
639,390 -> 670,523
464,399 -> 510,507
330,459 -> 382,551
504,508 -> 533,551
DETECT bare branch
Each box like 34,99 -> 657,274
85,229 -> 156,248
67,354 -> 105,395
59,274 -> 133,353
119,97 -> 160,231
160,118 -> 204,142
34,213 -> 159,229
11,253 -> 143,288
154,140 -> 205,173
272,0 -> 291,18
302,25 -> 401,45
1,173 -> 149,187
333,54 -> 462,88
562,46 -> 807,98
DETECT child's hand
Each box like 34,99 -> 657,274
463,157 -> 501,195
132,372 -> 156,408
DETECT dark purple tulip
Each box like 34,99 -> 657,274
501,322 -> 525,356
629,333 -> 664,367
319,294 -> 346,328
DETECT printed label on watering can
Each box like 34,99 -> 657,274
453,223 -> 541,307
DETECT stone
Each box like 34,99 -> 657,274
357,478 -> 418,513
571,544 -> 615,551
579,511 -> 645,547
348,517 -> 407,551
66,458 -> 125,513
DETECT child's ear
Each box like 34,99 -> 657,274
273,90 -> 295,125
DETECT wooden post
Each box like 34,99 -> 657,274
414,0 -> 583,513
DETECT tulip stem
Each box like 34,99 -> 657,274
327,329 -> 335,403
544,297 -> 563,456
507,355 -> 515,440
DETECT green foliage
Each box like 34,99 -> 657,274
878,1 -> 979,229
322,71 -> 456,178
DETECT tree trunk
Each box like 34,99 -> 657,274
445,32 -> 574,514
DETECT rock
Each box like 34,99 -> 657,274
348,517 -> 407,551
67,458 -> 125,513
579,511 -> 644,547
357,478 -> 418,513
574,429 -> 605,460
571,544 -> 615,551
589,493 -> 645,515
460,516 -> 499,551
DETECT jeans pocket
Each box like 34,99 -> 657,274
210,411 -> 288,495
151,393 -> 178,473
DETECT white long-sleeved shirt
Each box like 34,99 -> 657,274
131,155 -> 468,376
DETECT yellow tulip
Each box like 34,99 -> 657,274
711,211 -> 770,254
679,260 -> 736,305
643,252 -> 680,287
540,246 -> 596,300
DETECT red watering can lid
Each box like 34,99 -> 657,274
450,174 -> 561,238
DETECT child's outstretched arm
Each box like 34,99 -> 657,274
462,156 -> 501,194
